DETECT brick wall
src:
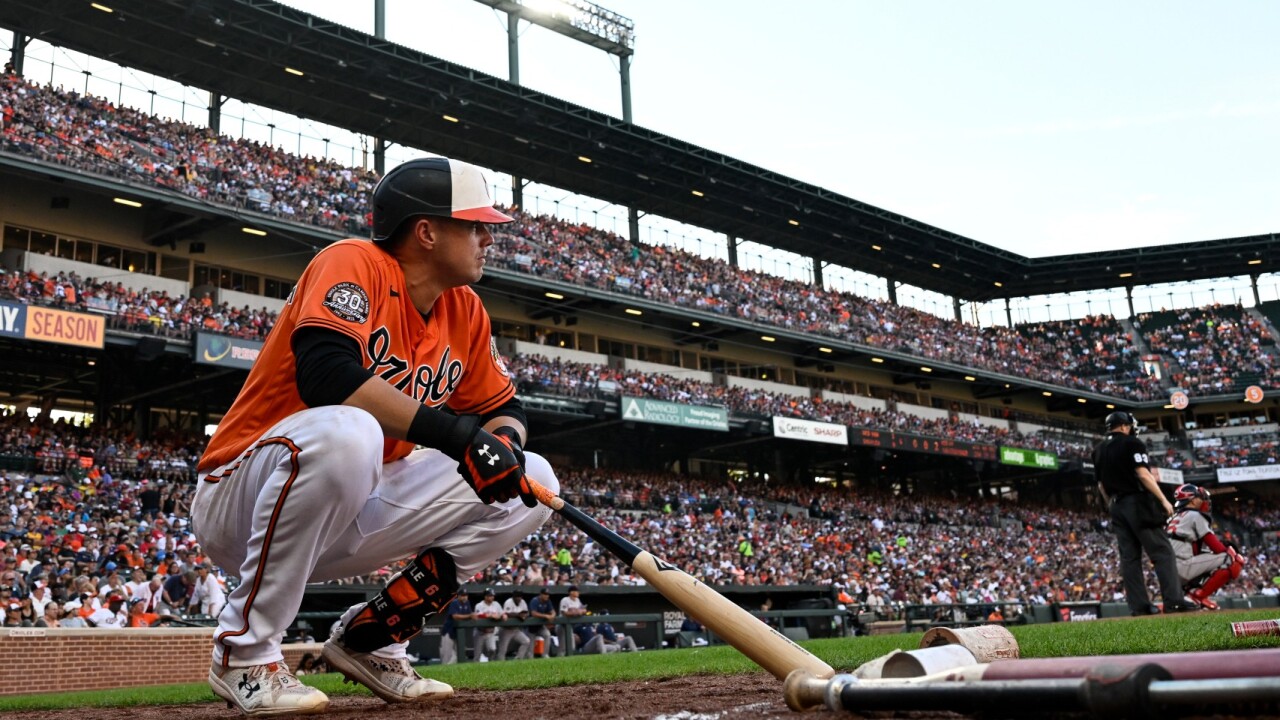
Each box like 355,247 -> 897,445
0,628 -> 323,696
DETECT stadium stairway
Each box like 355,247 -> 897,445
1118,316 -> 1173,392
1246,305 -> 1280,348
1118,316 -> 1155,357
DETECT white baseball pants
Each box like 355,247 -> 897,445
192,405 -> 557,667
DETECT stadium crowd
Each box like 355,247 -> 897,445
1137,305 -> 1280,395
2,71 -> 1252,404
0,410 -> 1277,632
507,353 -> 1095,461
0,266 -> 276,340
472,468 -> 1280,614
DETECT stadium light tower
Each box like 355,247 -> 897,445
474,0 -> 636,121
473,0 -> 635,219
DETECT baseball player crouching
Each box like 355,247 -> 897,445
193,157 -> 558,716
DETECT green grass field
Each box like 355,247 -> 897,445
3,609 -> 1278,712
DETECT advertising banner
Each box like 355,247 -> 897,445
0,300 -> 104,348
620,396 -> 729,431
999,446 -> 1059,470
194,332 -> 264,371
772,417 -> 848,445
1216,465 -> 1280,483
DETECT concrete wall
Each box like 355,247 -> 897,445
956,412 -> 1010,430
24,253 -> 188,297
821,390 -> 886,412
725,375 -> 810,398
896,402 -> 951,422
507,339 -> 608,365
621,358 -> 714,384
219,288 -> 286,314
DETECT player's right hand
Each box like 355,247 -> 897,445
458,428 -> 537,507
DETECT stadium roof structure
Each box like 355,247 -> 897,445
3,0 -> 1278,304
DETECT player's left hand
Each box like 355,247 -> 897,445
458,428 -> 536,507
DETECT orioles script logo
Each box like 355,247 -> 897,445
366,327 -> 463,403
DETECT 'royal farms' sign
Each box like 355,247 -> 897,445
621,396 -> 728,432
998,446 -> 1059,470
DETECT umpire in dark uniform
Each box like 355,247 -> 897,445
1094,411 -> 1196,615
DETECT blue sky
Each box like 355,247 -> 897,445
279,0 -> 1280,256
10,1 -> 1280,322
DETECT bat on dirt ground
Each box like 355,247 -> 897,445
527,478 -> 835,683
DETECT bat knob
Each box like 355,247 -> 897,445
783,669 -> 830,712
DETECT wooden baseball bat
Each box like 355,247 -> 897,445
527,478 -> 835,683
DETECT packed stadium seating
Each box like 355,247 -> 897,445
13,72 -> 1280,403
1136,304 -> 1280,394
0,407 -> 1275,630
507,354 -> 1095,461
0,73 -> 1171,401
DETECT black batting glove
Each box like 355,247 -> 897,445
458,428 -> 536,507
491,426 -> 527,469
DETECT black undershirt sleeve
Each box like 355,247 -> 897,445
479,395 -> 527,431
292,326 -> 373,407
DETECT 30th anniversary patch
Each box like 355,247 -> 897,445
323,282 -> 370,323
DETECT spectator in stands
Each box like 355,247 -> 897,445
86,593 -> 127,627
189,562 -> 226,617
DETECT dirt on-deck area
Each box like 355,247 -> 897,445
4,672 -> 1274,720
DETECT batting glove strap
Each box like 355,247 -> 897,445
409,405 -> 480,462
491,426 -> 526,469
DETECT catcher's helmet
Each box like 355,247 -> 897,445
1104,411 -> 1139,430
371,157 -> 512,241
1173,483 -> 1210,510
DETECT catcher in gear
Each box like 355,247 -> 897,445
1165,483 -> 1245,610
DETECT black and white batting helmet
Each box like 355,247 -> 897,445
1104,411 -> 1139,430
371,157 -> 513,241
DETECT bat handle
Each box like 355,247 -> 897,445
526,476 -> 564,511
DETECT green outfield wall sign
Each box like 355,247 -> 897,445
999,446 -> 1059,469
621,396 -> 729,431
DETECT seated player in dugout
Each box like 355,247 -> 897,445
193,156 -> 559,716
1165,483 -> 1245,610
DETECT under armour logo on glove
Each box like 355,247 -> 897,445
478,444 -> 500,466
458,428 -> 537,507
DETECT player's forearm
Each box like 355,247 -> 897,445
1202,531 -> 1228,554
1137,468 -> 1171,511
343,375 -> 419,439
344,376 -> 477,457
483,416 -> 526,444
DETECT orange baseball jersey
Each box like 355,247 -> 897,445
199,239 -> 515,471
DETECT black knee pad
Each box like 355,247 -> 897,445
342,547 -> 459,652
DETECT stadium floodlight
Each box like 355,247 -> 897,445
475,0 -> 635,56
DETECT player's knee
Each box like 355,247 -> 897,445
304,407 -> 383,471
524,452 -> 559,495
